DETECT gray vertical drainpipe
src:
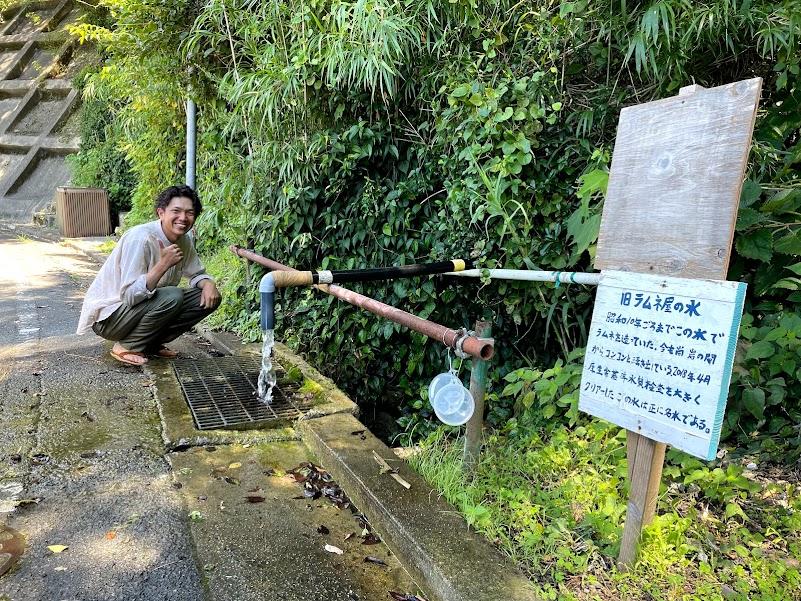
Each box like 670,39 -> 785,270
185,99 -> 196,188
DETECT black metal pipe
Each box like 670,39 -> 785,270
255,260 -> 470,288
322,260 -> 472,284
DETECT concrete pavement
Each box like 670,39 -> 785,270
0,220 -> 540,601
0,222 -> 205,600
0,222 -> 419,601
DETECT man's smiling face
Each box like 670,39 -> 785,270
157,196 -> 196,242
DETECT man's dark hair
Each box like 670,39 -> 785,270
154,185 -> 202,215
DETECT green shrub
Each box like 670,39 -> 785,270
70,1 -> 800,454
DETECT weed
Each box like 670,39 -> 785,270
410,425 -> 801,599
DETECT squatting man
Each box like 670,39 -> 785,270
77,185 -> 222,365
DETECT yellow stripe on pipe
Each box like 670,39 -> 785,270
452,259 -> 466,272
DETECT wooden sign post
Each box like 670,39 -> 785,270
589,78 -> 762,566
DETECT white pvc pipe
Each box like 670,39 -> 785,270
446,269 -> 601,286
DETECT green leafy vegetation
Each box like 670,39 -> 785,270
68,65 -> 136,221
64,1 -> 800,594
410,423 -> 801,600
67,1 -> 800,454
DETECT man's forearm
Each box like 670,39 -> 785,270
145,261 -> 170,292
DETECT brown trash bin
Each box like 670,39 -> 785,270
55,187 -> 112,237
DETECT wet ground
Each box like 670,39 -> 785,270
0,222 -> 419,601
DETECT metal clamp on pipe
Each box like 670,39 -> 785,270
453,328 -> 471,359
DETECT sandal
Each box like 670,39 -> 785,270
110,345 -> 148,366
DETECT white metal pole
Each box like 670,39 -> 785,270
186,99 -> 196,189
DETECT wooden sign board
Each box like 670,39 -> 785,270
595,78 -> 762,280
591,77 -> 762,566
580,271 -> 746,460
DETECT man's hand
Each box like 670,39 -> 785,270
146,240 -> 182,292
198,280 -> 221,309
158,240 -> 183,268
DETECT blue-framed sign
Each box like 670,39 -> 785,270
579,271 -> 747,460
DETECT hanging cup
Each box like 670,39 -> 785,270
432,382 -> 475,426
428,371 -> 461,403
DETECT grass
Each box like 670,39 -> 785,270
408,421 -> 801,600
97,239 -> 117,254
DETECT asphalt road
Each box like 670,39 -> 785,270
0,222 -> 205,601
0,223 -> 422,601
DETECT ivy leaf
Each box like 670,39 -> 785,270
502,381 -> 524,397
496,106 -> 513,121
739,179 -> 762,208
577,169 -> 609,197
724,502 -> 747,520
741,387 -> 765,419
779,314 -> 801,332
774,232 -> 801,255
450,84 -> 470,98
735,207 -> 767,231
745,340 -> 774,361
735,229 -> 773,262
567,211 -> 602,260
468,93 -> 484,107
771,278 -> 801,291
760,189 -> 801,214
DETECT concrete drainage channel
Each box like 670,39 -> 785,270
152,328 -> 539,601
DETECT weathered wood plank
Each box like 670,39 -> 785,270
596,78 -> 761,280
618,435 -> 660,567
625,431 -> 665,526
595,78 -> 762,567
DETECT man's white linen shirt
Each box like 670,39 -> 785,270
76,220 -> 212,335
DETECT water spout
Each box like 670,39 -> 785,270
258,274 -> 276,404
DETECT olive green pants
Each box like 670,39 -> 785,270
92,286 -> 217,353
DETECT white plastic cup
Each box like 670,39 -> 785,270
432,382 -> 475,426
428,372 -> 461,402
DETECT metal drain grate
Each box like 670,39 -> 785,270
172,355 -> 311,430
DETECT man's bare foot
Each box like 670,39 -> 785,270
110,343 -> 148,366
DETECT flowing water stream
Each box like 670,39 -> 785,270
257,329 -> 276,404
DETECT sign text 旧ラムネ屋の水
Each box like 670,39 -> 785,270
579,271 -> 747,460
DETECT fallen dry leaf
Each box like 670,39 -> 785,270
47,545 -> 68,554
389,593 -> 428,601
228,462 -> 242,469
105,531 -> 116,540
324,544 -> 344,555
